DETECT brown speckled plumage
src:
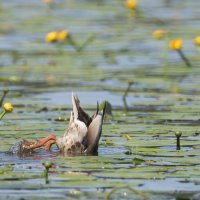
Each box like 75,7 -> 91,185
9,93 -> 106,156
56,93 -> 105,155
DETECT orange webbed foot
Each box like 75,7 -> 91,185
28,134 -> 57,150
44,139 -> 57,151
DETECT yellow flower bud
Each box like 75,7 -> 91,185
42,162 -> 53,169
193,36 -> 200,46
45,31 -> 58,43
4,103 -> 13,113
153,29 -> 166,40
125,134 -> 132,140
125,0 -> 137,10
169,39 -> 183,50
58,30 -> 70,41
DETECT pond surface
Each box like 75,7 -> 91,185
30,90 -> 156,107
1,0 -> 200,199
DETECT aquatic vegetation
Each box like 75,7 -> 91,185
45,30 -> 94,52
0,102 -> 13,120
122,81 -> 134,113
3,103 -> 13,113
1,1 -> 200,199
169,39 -> 192,67
175,131 -> 182,150
124,134 -> 132,140
45,31 -> 58,43
57,30 -> 70,42
153,29 -> 169,65
105,185 -> 149,200
99,100 -> 113,117
169,39 -> 183,50
194,36 -> 200,54
0,89 -> 9,107
45,30 -> 70,43
125,0 -> 137,10
42,162 -> 53,184
194,36 -> 200,46
152,29 -> 166,40
75,34 -> 95,52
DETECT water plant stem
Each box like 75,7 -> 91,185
0,89 -> 9,107
42,162 -> 53,184
44,168 -> 49,184
68,34 -> 95,52
68,36 -> 79,50
0,110 -> 6,120
177,49 -> 192,67
175,131 -> 182,150
77,34 -> 95,52
177,137 -> 180,150
122,82 -> 133,113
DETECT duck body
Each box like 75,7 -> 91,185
56,119 -> 87,154
56,94 -> 105,155
9,93 -> 106,156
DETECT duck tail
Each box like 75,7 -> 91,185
71,92 -> 79,120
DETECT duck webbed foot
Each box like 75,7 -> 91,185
43,138 -> 57,151
28,134 -> 57,151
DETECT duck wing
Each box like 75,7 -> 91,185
72,93 -> 92,126
85,104 -> 106,154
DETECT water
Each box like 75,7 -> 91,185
1,0 -> 200,199
31,90 -> 156,107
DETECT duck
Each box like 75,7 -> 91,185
9,93 -> 106,155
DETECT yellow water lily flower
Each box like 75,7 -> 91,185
45,31 -> 58,43
58,30 -> 70,41
153,29 -> 166,40
193,36 -> 200,46
169,39 -> 183,50
4,103 -> 13,113
125,0 -> 137,10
